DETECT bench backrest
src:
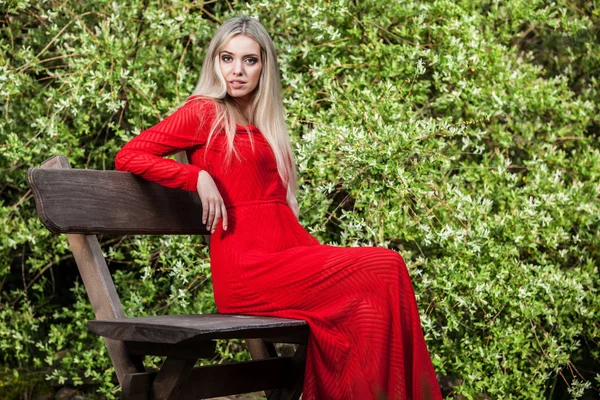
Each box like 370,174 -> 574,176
28,157 -> 209,235
26,155 -> 210,385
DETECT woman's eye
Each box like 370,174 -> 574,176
221,55 -> 258,64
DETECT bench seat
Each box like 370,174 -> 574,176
88,314 -> 309,344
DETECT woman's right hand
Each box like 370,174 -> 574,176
197,170 -> 228,233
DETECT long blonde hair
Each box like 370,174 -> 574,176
189,16 -> 297,195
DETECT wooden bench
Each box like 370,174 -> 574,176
27,155 -> 309,400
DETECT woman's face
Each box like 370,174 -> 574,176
219,35 -> 263,103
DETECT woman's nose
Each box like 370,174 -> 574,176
233,60 -> 244,75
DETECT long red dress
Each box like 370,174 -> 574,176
115,96 -> 442,400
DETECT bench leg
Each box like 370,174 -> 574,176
246,339 -> 279,398
266,344 -> 307,400
280,344 -> 307,400
151,357 -> 197,400
246,338 -> 278,358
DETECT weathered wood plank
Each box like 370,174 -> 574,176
67,234 -> 144,385
125,340 -> 216,359
246,339 -> 278,359
27,168 -> 209,235
87,314 -> 309,344
245,343 -> 307,400
68,235 -> 125,320
263,332 -> 308,345
246,339 -> 279,399
277,344 -> 307,400
151,357 -> 197,400
40,154 -> 71,169
122,372 -> 153,400
122,357 -> 292,400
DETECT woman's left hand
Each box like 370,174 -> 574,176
286,186 -> 299,220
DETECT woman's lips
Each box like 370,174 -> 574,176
229,81 -> 246,89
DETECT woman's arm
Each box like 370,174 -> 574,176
116,98 -> 227,233
115,99 -> 214,192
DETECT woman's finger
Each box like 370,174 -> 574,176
201,197 -> 208,225
211,204 -> 221,233
207,201 -> 216,230
220,202 -> 228,231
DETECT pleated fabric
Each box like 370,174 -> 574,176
115,96 -> 442,400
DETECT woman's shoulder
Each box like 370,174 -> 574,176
183,95 -> 220,113
178,95 -> 223,129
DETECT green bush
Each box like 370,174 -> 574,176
1,0 -> 598,398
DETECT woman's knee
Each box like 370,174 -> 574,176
376,248 -> 406,270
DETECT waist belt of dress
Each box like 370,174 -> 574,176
225,198 -> 288,209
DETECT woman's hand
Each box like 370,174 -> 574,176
197,170 -> 228,233
286,185 -> 299,220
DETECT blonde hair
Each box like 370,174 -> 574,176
189,16 -> 297,195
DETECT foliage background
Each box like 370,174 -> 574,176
1,0 -> 599,398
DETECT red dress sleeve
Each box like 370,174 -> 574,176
115,98 -> 216,192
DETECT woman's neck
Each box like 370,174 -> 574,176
231,97 -> 253,125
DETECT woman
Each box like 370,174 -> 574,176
115,16 -> 441,400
